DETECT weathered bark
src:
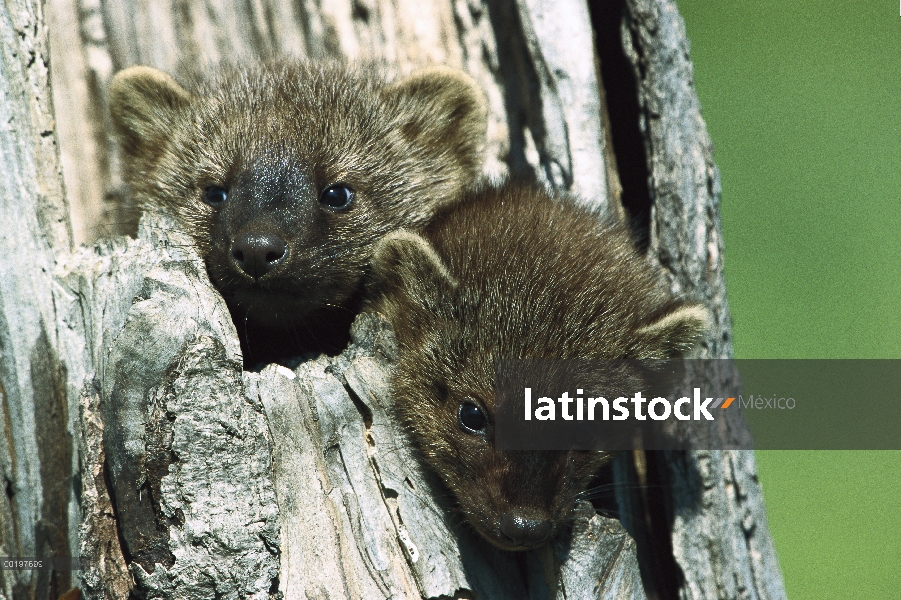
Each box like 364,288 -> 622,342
0,0 -> 787,598
611,3 -> 784,599
0,1 -> 73,598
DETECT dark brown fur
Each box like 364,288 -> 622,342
109,62 -> 487,363
368,182 -> 709,550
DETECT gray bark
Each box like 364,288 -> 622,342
0,0 -> 787,598
0,1 -> 72,598
615,3 -> 785,599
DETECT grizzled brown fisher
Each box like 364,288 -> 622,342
109,62 -> 487,364
367,182 -> 710,550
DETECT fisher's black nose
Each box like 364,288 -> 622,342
231,232 -> 288,279
499,513 -> 551,547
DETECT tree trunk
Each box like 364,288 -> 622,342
0,0 -> 786,598
0,2 -> 73,598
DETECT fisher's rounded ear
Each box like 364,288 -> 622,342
369,230 -> 457,323
382,66 -> 488,182
371,230 -> 457,294
633,302 -> 711,359
109,66 -> 193,163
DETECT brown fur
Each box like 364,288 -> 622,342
109,62 -> 487,363
368,182 -> 709,550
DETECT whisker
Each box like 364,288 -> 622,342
575,482 -> 661,499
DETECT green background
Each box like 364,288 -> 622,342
677,1 -> 900,598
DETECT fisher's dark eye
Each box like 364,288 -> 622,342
203,186 -> 228,206
458,401 -> 488,435
319,184 -> 355,210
